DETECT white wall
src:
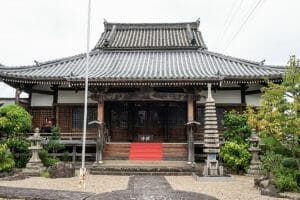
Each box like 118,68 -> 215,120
58,91 -> 96,104
31,93 -> 53,106
246,94 -> 261,107
197,90 -> 241,104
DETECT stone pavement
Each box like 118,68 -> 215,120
0,186 -> 93,200
0,176 -> 218,200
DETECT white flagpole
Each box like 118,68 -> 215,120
80,0 -> 92,185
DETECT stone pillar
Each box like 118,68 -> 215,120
203,83 -> 223,176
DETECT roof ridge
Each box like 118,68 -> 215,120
104,20 -> 200,30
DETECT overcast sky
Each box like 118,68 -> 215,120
0,0 -> 299,97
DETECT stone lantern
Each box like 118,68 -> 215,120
247,129 -> 261,175
23,128 -> 46,176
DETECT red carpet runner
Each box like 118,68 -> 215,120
129,143 -> 163,160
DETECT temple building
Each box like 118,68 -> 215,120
0,20 -> 284,162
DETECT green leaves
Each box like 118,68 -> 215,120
223,110 -> 251,142
220,141 -> 251,171
0,143 -> 15,172
0,105 -> 32,137
6,136 -> 30,168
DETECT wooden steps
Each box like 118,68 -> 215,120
163,143 -> 188,161
129,143 -> 163,160
103,143 -> 130,160
103,143 -> 188,161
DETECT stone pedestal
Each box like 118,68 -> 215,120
203,155 -> 224,176
23,128 -> 46,176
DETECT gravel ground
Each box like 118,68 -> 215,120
0,175 -> 129,194
165,175 -> 288,200
0,175 -> 296,199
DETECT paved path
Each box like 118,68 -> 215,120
0,176 -> 217,200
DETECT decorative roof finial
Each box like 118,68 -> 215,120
103,18 -> 108,24
260,59 -> 265,65
196,18 -> 200,26
34,60 -> 40,67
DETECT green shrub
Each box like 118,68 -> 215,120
0,105 -> 32,137
282,157 -> 299,170
39,149 -> 58,167
61,151 -> 70,162
274,171 -> 298,192
0,143 -> 15,172
44,126 -> 65,157
223,110 -> 251,142
295,170 -> 300,187
6,137 -> 30,168
261,151 -> 283,176
220,141 -> 251,171
40,170 -> 50,178
261,151 -> 300,191
261,135 -> 292,157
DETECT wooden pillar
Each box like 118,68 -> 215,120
52,85 -> 58,126
15,88 -> 20,105
72,145 -> 76,163
128,102 -> 134,142
187,94 -> 195,165
239,84 -> 247,105
187,95 -> 194,121
97,99 -> 104,123
95,95 -> 105,165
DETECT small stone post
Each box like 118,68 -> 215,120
23,128 -> 46,176
247,129 -> 261,175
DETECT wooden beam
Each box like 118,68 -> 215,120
31,89 -> 54,95
245,90 -> 261,95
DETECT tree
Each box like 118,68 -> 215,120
247,56 -> 300,169
0,105 -> 32,137
44,126 -> 65,158
223,110 -> 251,142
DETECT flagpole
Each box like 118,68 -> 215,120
80,0 -> 91,185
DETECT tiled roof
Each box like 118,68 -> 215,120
0,50 -> 283,86
93,20 -> 207,50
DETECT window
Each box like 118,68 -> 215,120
168,102 -> 186,128
111,103 -> 128,128
72,106 -> 97,129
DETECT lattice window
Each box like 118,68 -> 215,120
216,107 -> 225,128
167,102 -> 186,128
111,103 -> 128,128
72,106 -> 97,129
